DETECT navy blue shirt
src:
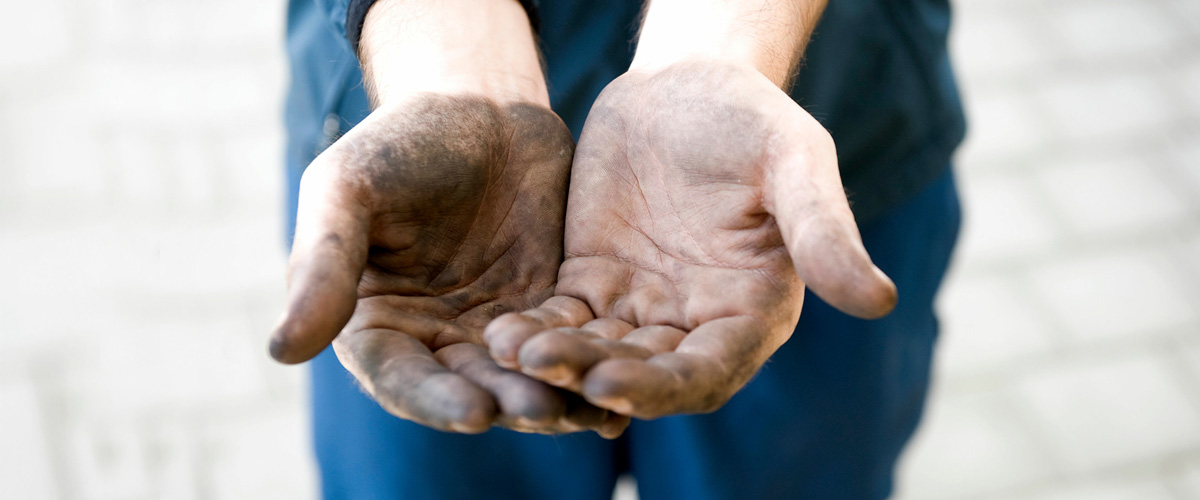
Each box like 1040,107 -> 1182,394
284,0 -> 965,235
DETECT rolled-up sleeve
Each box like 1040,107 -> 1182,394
326,0 -> 541,56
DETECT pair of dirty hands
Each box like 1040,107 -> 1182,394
268,62 -> 897,438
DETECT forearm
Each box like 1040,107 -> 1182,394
632,0 -> 827,87
359,0 -> 546,106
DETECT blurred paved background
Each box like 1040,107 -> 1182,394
0,0 -> 1196,499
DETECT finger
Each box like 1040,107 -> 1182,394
559,391 -> 630,439
580,355 -> 715,418
483,296 -> 594,369
435,343 -> 566,428
783,209 -> 897,319
765,115 -> 897,319
519,324 -> 685,390
579,318 -> 635,340
518,329 -> 607,390
560,391 -> 610,430
598,412 -> 632,439
618,325 -> 687,354
518,328 -> 654,391
334,329 -> 497,433
435,343 -> 624,437
270,162 -> 371,363
581,316 -> 773,418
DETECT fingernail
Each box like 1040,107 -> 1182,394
522,364 -> 576,388
590,395 -> 634,415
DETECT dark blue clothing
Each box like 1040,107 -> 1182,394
285,1 -> 966,498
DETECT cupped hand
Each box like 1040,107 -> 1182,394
269,94 -> 629,437
485,62 -> 898,419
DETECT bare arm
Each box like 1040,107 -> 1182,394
357,0 -> 546,106
634,0 -> 827,87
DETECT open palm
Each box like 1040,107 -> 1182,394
270,94 -> 627,436
485,62 -> 898,419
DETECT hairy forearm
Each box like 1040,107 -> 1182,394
358,0 -> 546,106
632,0 -> 827,87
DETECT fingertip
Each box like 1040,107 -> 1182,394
536,296 -> 595,326
489,345 -> 521,371
269,309 -> 343,364
268,319 -> 313,365
440,389 -> 496,434
482,312 -> 526,344
500,379 -> 567,427
597,413 -> 631,439
833,264 -> 898,320
517,331 -> 605,389
483,313 -> 540,369
864,266 -> 899,319
789,219 -> 899,320
267,333 -> 294,364
581,359 -> 645,415
435,343 -> 565,427
426,374 -> 497,433
483,299 -> 597,369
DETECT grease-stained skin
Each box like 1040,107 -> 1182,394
270,95 -> 628,437
484,62 -> 898,419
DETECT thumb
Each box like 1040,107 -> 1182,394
270,160 -> 371,363
765,116 -> 897,320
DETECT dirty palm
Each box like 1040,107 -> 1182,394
270,64 -> 896,434
270,95 -> 628,437
486,62 -> 897,420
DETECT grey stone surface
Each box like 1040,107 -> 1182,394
897,0 -> 1200,498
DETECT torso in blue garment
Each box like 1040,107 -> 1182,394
284,0 -> 964,238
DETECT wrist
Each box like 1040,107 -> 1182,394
359,0 -> 547,106
631,0 -> 826,88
